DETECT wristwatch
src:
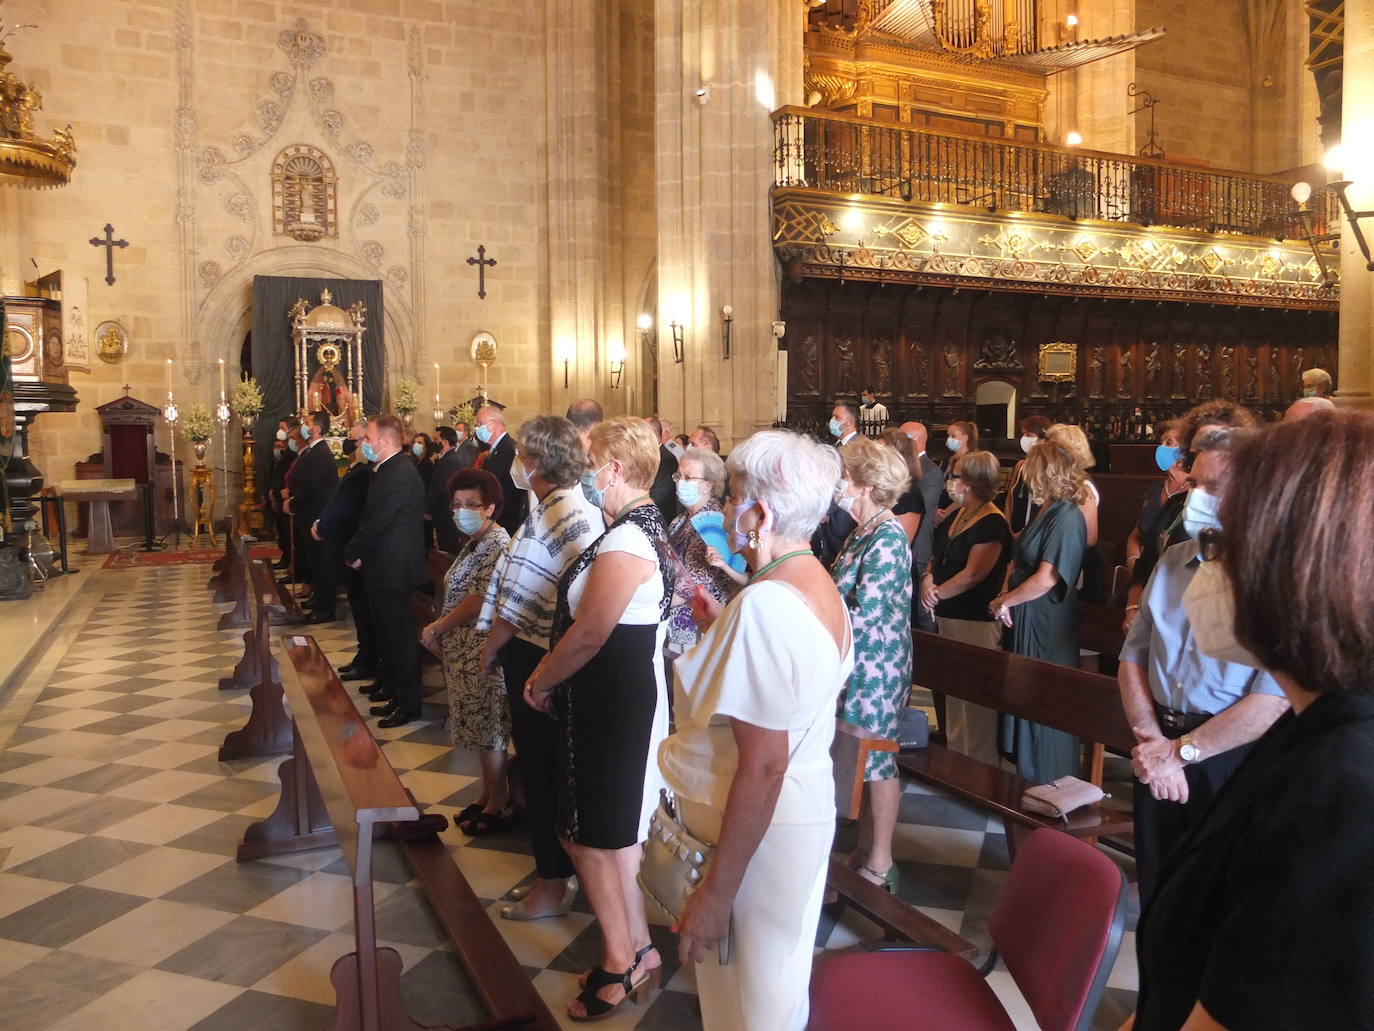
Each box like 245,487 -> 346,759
1178,735 -> 1201,763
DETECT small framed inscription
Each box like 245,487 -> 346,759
1039,341 -> 1077,382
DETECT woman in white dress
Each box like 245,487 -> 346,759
659,430 -> 854,1031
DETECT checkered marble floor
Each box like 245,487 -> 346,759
0,564 -> 1137,1030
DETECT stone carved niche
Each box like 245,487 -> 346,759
271,144 -> 337,242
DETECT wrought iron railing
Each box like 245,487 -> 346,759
772,107 -> 1337,240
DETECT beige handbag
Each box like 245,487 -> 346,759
1021,776 -> 1107,820
638,790 -> 732,964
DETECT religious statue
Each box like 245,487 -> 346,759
1146,342 -> 1162,397
1171,341 -> 1188,399
942,343 -> 961,397
872,336 -> 894,392
906,337 -> 931,397
1268,347 -> 1282,402
1291,347 -> 1305,385
1087,346 -> 1105,399
796,334 -> 820,397
1244,348 -> 1259,400
973,334 -> 1023,370
1118,347 -> 1134,398
1197,343 -> 1213,395
1220,346 -> 1235,398
306,343 -> 354,421
834,337 -> 856,393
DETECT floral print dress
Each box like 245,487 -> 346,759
831,515 -> 913,780
664,499 -> 742,658
440,524 -> 512,750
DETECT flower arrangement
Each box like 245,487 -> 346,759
450,400 -> 476,428
392,377 -> 419,414
182,402 -> 214,443
230,376 -> 264,419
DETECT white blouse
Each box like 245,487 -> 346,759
566,520 -> 665,624
659,580 -> 853,825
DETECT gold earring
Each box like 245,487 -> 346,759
748,529 -> 760,548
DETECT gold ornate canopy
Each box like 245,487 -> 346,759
290,289 -> 366,430
0,24 -> 75,190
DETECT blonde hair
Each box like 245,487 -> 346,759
841,436 -> 912,509
589,416 -> 660,489
1023,440 -> 1089,506
1046,423 -> 1095,470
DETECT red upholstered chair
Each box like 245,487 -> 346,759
808,828 -> 1128,1031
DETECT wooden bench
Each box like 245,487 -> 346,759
900,631 -> 1135,849
207,530 -> 235,591
216,533 -> 255,630
1079,601 -> 1127,676
218,559 -> 292,761
241,635 -> 557,1031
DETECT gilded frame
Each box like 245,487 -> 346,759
1038,341 -> 1077,381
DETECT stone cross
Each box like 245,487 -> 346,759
88,224 -> 129,286
465,244 -> 496,300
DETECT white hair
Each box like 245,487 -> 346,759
1286,395 -> 1335,419
726,430 -> 841,541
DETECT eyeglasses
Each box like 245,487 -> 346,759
671,473 -> 701,483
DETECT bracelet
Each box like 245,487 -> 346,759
1125,604 -> 1139,612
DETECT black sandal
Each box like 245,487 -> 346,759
457,807 -> 513,836
568,964 -> 647,1022
454,802 -> 484,826
578,943 -> 659,989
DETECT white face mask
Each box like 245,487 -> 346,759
1019,434 -> 1037,455
511,457 -> 532,491
1182,559 -> 1264,669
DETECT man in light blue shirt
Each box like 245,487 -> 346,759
1117,428 -> 1288,903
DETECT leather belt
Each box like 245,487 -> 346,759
1154,704 -> 1211,734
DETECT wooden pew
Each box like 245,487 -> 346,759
219,559 -> 292,761
826,858 -> 981,962
216,533 -> 254,630
899,631 -> 1134,845
242,636 -> 558,1031
413,549 -> 455,668
1079,600 -> 1128,676
207,530 -> 235,591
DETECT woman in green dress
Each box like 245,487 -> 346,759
990,440 -> 1088,782
831,437 -> 913,892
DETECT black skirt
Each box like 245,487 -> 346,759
556,621 -> 661,849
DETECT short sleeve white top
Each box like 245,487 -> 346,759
658,580 -> 853,825
566,519 -> 665,624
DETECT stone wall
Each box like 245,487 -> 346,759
2,0 -> 550,520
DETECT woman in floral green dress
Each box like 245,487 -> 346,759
831,437 -> 913,893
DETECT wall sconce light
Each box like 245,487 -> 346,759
695,85 -> 710,105
721,305 -> 733,360
1065,131 -> 1083,147
669,320 -> 685,364
555,338 -> 574,388
771,320 -> 786,340
609,340 -> 626,389
1290,180 -> 1341,286
1328,179 -> 1374,272
636,312 -> 653,357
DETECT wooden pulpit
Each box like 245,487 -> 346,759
74,396 -> 184,536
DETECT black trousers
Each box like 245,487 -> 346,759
368,586 -> 421,715
341,564 -> 379,669
309,534 -> 337,615
273,507 -> 292,562
1134,731 -> 1255,907
501,636 -> 575,881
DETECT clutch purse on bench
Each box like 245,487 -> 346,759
1021,776 -> 1106,820
638,790 -> 732,964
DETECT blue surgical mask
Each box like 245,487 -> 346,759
475,423 -> 493,444
411,442 -> 425,457
828,418 -> 842,438
1302,388 -> 1318,397
581,463 -> 609,510
455,508 -> 485,535
676,479 -> 702,507
1155,444 -> 1183,472
361,441 -> 378,464
946,436 -> 961,452
300,424 -> 311,441
1182,487 -> 1222,540
287,438 -> 298,453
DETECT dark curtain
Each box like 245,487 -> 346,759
250,276 -> 384,493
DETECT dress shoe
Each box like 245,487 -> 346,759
272,558 -> 290,570
370,699 -> 402,717
361,683 -> 392,699
303,611 -> 336,625
378,708 -> 421,729
341,666 -> 379,682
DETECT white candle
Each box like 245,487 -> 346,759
218,357 -> 225,398
433,362 -> 441,403
166,358 -> 173,398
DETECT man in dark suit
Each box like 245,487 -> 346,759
267,418 -> 298,570
812,401 -> 861,568
313,421 -> 378,677
427,426 -> 466,554
474,405 -> 527,535
287,410 -> 342,623
900,421 -> 946,633
647,416 -> 680,522
345,415 -> 428,728
452,420 -> 479,469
